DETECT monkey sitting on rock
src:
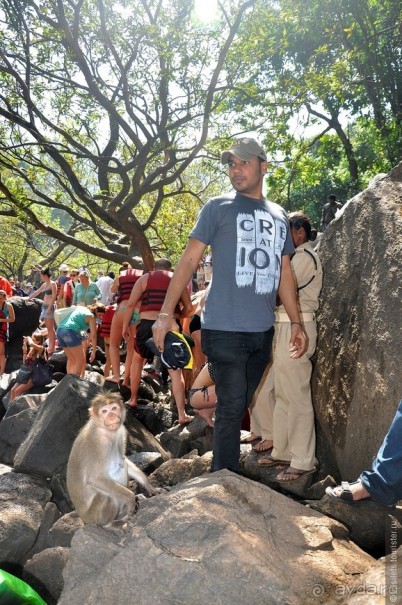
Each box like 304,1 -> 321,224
67,391 -> 164,528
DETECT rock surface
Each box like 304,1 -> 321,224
313,163 -> 402,479
0,469 -> 51,563
59,471 -> 374,605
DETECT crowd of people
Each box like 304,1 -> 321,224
0,266 -> 114,385
0,141 -> 339,450
2,136 -> 398,507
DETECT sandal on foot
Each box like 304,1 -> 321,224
253,440 -> 273,453
258,456 -> 290,468
325,481 -> 372,505
276,467 -> 317,482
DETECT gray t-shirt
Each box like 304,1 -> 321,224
190,192 -> 294,332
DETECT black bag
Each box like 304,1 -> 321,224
15,364 -> 33,384
31,358 -> 54,386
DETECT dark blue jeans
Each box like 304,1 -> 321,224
360,399 -> 402,506
202,328 -> 274,472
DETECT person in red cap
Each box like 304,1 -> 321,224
152,137 -> 306,473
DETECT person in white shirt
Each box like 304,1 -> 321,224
96,271 -> 115,305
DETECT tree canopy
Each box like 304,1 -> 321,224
0,0 -> 400,275
0,0 -> 254,270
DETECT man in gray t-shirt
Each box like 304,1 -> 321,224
153,137 -> 306,473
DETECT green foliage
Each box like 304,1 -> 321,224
0,0 -> 256,269
0,0 -> 399,274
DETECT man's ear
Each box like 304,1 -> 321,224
260,161 -> 268,175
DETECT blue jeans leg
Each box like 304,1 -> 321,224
360,399 -> 402,506
202,328 -> 273,472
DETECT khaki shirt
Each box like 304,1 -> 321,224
278,242 -> 322,314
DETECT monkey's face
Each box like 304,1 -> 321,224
97,403 -> 124,431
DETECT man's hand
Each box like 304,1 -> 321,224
152,316 -> 178,351
289,324 -> 307,359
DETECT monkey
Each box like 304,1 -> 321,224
67,391 -> 164,528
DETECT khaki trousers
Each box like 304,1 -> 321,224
250,320 -> 317,470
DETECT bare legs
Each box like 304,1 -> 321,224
122,324 -> 136,388
63,345 -> 86,376
125,351 -> 145,408
190,385 -> 216,428
191,329 -> 206,377
169,368 -> 192,425
103,337 -> 111,378
108,305 -> 125,382
10,379 -> 34,401
44,317 -> 56,355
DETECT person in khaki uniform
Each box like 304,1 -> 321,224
250,212 -> 323,481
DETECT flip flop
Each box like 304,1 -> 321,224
253,440 -> 273,453
276,467 -> 317,482
258,456 -> 290,467
240,433 -> 260,444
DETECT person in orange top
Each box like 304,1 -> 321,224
0,290 -> 15,375
0,276 -> 12,298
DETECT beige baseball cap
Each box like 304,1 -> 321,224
221,137 -> 267,164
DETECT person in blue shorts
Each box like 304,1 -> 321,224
56,303 -> 105,377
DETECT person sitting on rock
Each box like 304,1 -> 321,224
10,330 -> 47,401
326,399 -> 402,507
188,361 -> 216,428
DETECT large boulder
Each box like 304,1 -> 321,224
313,163 -> 402,479
13,375 -> 101,476
0,469 -> 51,564
6,297 -> 42,372
23,546 -> 69,605
0,407 -> 38,465
59,471 -> 374,605
307,495 -> 402,554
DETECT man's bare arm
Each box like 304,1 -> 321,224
152,238 -> 206,350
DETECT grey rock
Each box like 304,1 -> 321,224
4,393 -> 48,414
159,414 -> 211,458
23,546 -> 70,605
49,471 -> 72,515
45,511 -> 84,548
59,471 -> 374,605
0,470 -> 51,563
125,412 -> 172,461
13,375 -> 102,476
23,502 -> 62,563
306,494 -> 402,554
326,545 -> 402,604
0,408 -> 37,465
127,451 -> 164,474
150,451 -> 212,487
6,297 -> 42,372
313,163 -> 402,479
132,402 -> 174,434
